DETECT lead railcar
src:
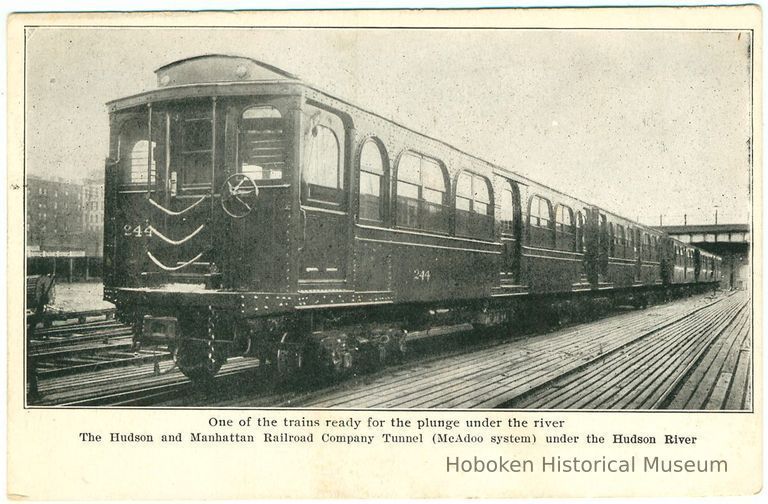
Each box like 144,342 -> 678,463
103,55 -> 722,382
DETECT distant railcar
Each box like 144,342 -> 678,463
103,55 -> 723,382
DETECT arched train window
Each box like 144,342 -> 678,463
305,125 -> 342,204
555,205 -> 575,251
120,119 -> 156,186
396,152 -> 448,233
455,172 -> 493,239
528,195 -> 554,248
499,181 -> 517,237
358,139 -> 388,223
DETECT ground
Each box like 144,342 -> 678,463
50,281 -> 114,313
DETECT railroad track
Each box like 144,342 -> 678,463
33,357 -> 262,407
29,291 -> 748,410
27,318 -> 173,381
253,291 -> 748,409
507,290 -> 749,409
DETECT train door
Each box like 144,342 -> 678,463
299,104 -> 350,288
583,208 -> 600,287
124,98 -> 222,285
659,236 -> 673,285
633,229 -> 642,282
694,249 -> 701,282
498,179 -> 522,285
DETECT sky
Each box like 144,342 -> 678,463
24,26 -> 753,226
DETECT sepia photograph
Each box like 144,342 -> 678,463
21,21 -> 754,410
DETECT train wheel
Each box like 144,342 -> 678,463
174,339 -> 223,383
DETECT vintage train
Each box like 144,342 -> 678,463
103,55 -> 722,382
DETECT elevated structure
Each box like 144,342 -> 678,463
657,224 -> 750,289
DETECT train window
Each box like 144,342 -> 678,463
528,195 -> 554,248
455,172 -> 493,239
554,205 -> 575,251
358,139 -> 388,223
305,125 -> 342,204
239,106 -> 285,182
396,152 -> 449,233
119,118 -> 157,186
173,104 -> 214,188
616,225 -> 625,258
499,182 -> 517,236
648,236 -> 653,260
575,212 -> 584,253
608,222 -> 615,257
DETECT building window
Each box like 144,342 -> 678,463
455,172 -> 493,239
304,125 -> 342,204
239,106 -> 285,182
358,139 -> 388,223
555,205 -> 575,251
395,152 -> 449,233
528,195 -> 554,248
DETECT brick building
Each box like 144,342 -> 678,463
26,175 -> 84,251
26,174 -> 104,280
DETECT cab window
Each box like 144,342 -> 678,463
239,106 -> 286,182
171,102 -> 214,189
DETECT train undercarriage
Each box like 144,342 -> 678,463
120,281 -> 720,384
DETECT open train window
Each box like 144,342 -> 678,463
119,118 -> 157,186
528,195 -> 554,248
239,106 -> 286,182
395,152 -> 449,233
455,172 -> 493,239
358,138 -> 388,223
555,205 -> 575,251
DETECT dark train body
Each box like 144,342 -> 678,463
103,55 -> 722,381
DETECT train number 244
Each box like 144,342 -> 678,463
123,224 -> 153,237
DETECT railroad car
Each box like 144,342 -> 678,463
103,55 -> 722,382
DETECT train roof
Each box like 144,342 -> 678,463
106,54 -> 711,248
154,54 -> 299,86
